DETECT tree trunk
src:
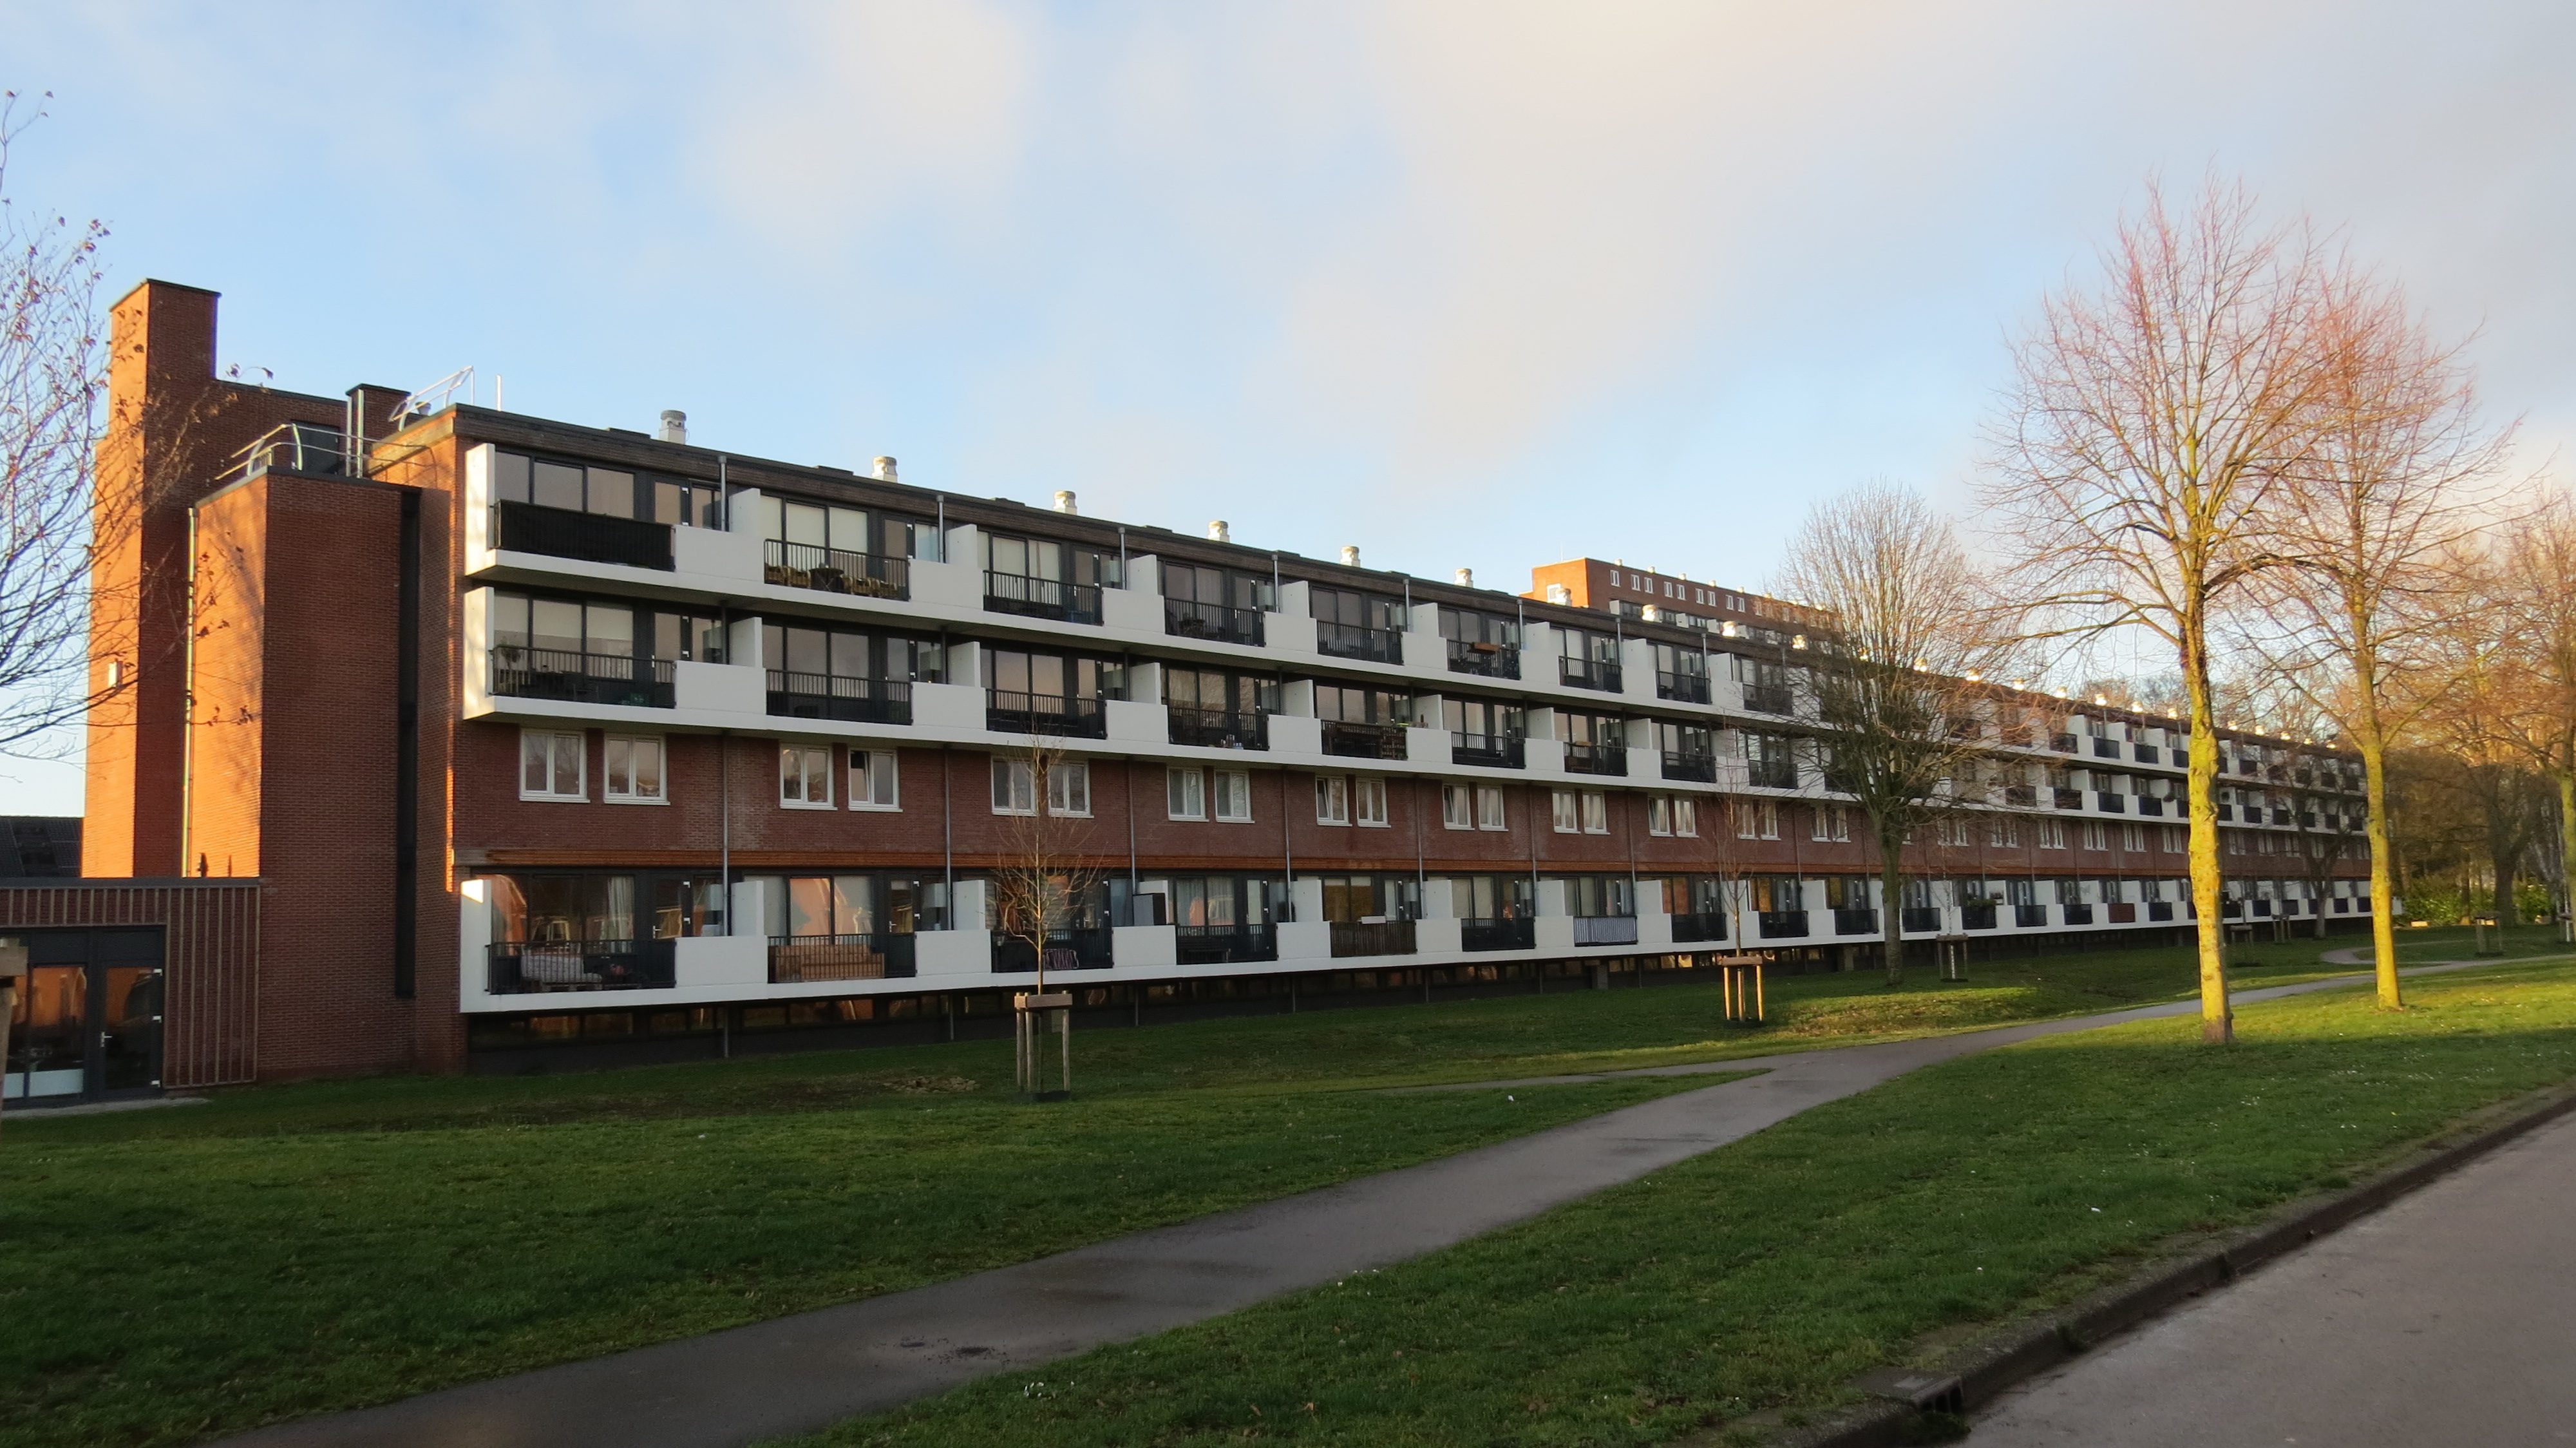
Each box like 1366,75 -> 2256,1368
2491,848 -> 2518,924
2556,765 -> 2576,942
1879,823 -> 1906,987
2360,725 -> 2402,1008
2183,614 -> 2234,1042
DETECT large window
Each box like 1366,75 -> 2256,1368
1163,561 -> 1272,645
489,589 -> 714,708
603,736 -> 664,803
1311,586 -> 1405,662
984,532 -> 1119,624
1215,768 -> 1253,823
764,622 -> 938,723
1166,666 -> 1275,747
520,730 -> 585,801
1314,683 -> 1410,725
1168,767 -> 1208,821
1742,730 -> 1797,789
1439,607 -> 1521,678
848,748 -> 900,810
780,743 -> 833,808
987,646 -> 1118,736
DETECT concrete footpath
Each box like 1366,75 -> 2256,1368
1969,1105 -> 2576,1447
222,960 -> 2515,1448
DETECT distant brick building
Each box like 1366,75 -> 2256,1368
26,280 -> 2370,1094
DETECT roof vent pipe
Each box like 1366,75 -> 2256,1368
874,456 -> 898,482
1340,545 -> 1361,567
657,410 -> 687,444
1054,490 -> 1077,514
1455,567 -> 1474,588
1208,520 -> 1230,542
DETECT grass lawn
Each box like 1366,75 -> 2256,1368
2386,920 -> 2568,963
0,931 -> 2485,1447
810,958 -> 2576,1448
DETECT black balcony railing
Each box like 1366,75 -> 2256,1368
1166,598 -> 1265,647
2053,788 -> 2084,810
1657,671 -> 1712,703
1330,919 -> 1417,957
1742,682 -> 1794,714
2170,747 -> 2189,767
2098,792 -> 2126,813
1452,732 -> 1525,769
2272,808 -> 2295,826
1833,907 -> 1879,936
1446,638 -> 1520,679
2004,784 -> 2038,807
1669,910 -> 1726,943
2092,738 -> 2120,758
984,571 -> 1103,625
1900,906 -> 1940,933
2134,743 -> 2159,763
2251,899 -> 2275,917
764,539 -> 909,600
491,648 -> 676,708
768,933 -> 918,982
2050,732 -> 2079,752
992,929 -> 1113,973
1459,918 -> 1537,952
2015,904 -> 2049,928
2108,902 -> 2137,924
1573,915 -> 1639,946
2222,900 -> 2245,919
1560,656 -> 1624,693
1317,620 -> 1404,663
495,500 -> 674,570
1747,759 -> 1798,790
1174,924 -> 1276,964
1562,741 -> 1627,776
986,691 -> 1108,738
1321,719 -> 1408,759
2217,804 -> 2236,821
1757,910 -> 1810,938
1962,902 -> 1998,930
2063,903 -> 2096,925
488,938 -> 676,994
1169,706 -> 1268,750
766,672 -> 913,725
2138,797 -> 2166,816
2148,901 -> 2175,922
1662,750 -> 1718,783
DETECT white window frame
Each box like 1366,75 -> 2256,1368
848,747 -> 900,811
1048,760 -> 1092,817
1475,784 -> 1508,831
1672,795 -> 1696,837
2038,818 -> 2068,850
1168,766 -> 1208,821
1214,768 -> 1253,823
1442,782 -> 1475,830
1813,804 -> 1850,843
603,734 -> 665,803
1990,816 -> 2020,848
1580,790 -> 1609,835
2163,825 -> 2185,853
1354,775 -> 1388,828
2081,820 -> 2108,852
1648,796 -> 1673,835
781,742 -> 834,809
992,757 -> 1037,815
1551,788 -> 1580,834
1316,775 -> 1352,826
520,729 -> 587,803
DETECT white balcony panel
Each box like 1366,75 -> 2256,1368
1106,700 -> 1170,745
911,930 -> 992,977
910,682 -> 988,731
674,661 -> 765,716
676,935 -> 766,989
1277,920 -> 1332,962
1415,917 -> 1463,954
672,523 -> 761,586
1112,924 -> 1179,971
1404,726 -> 1452,765
1267,714 -> 1323,758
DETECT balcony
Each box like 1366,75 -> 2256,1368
985,571 -> 1103,626
1452,732 -> 1526,769
1662,750 -> 1718,783
1833,907 -> 1879,936
2273,808 -> 2295,826
1757,910 -> 1810,938
1573,915 -> 1640,946
985,691 -> 1108,738
992,929 -> 1113,973
1562,741 -> 1627,776
767,672 -> 913,725
491,648 -> 675,709
2217,804 -> 2235,821
495,500 -> 674,571
488,939 -> 676,994
1317,620 -> 1404,663
1747,759 -> 1798,790
2138,797 -> 2166,817
1446,638 -> 1520,679
1166,597 -> 1265,647
2108,903 -> 2138,924
764,540 -> 909,600
1742,682 -> 1794,715
1174,924 -> 1276,965
768,933 -> 918,983
1657,671 -> 1712,704
1169,706 -> 1269,750
2003,785 -> 2037,807
2052,788 -> 2084,810
1900,906 -> 1939,933
2170,748 -> 2189,767
1560,656 -> 1624,693
2098,792 -> 2126,813
2148,901 -> 2175,922
2134,742 -> 2159,763
1321,719 -> 1408,759
1669,911 -> 1726,944
2050,732 -> 2079,752
1330,919 -> 1417,957
2014,904 -> 2048,928
1461,918 -> 1538,952
1962,902 -> 1998,929
2092,738 -> 2120,759
2062,903 -> 2096,925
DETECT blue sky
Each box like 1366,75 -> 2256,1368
5,1 -> 2570,814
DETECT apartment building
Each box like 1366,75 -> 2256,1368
24,280 -> 2372,1091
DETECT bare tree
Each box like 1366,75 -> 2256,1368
2409,589 -> 2552,926
1981,178 -> 2333,1043
0,94 -> 109,755
984,739 -> 1108,1092
2228,671 -> 2368,939
2233,275 -> 2514,1000
1776,483 -> 2010,985
2484,495 -> 2576,938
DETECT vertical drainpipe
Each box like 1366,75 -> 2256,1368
718,730 -> 732,933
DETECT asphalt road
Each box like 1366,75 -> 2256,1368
1971,1106 -> 2576,1447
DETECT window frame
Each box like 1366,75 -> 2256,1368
519,729 -> 587,803
602,734 -> 666,804
992,757 -> 1037,816
1315,774 -> 1352,826
1580,789 -> 1609,835
1475,784 -> 1508,831
779,742 -> 835,809
847,747 -> 900,811
1168,766 -> 1208,821
1213,768 -> 1253,823
1441,782 -> 1475,830
1047,760 -> 1092,817
1354,775 -> 1389,828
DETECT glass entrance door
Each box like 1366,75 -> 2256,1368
6,966 -> 87,1100
5,928 -> 164,1101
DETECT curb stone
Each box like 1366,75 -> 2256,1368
1766,1075 -> 2576,1448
